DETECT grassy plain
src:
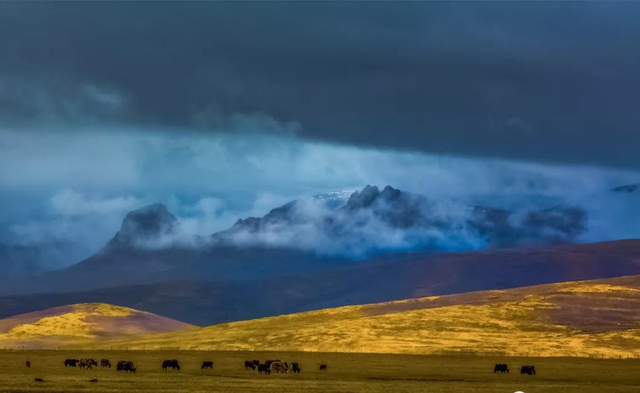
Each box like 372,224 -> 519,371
0,350 -> 639,393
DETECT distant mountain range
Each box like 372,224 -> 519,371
1,184 -> 639,326
104,184 -> 589,255
214,185 -> 586,254
0,185 -> 587,295
6,181 -> 639,280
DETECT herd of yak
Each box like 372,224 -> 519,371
52,358 -> 317,374
27,358 -> 536,376
494,363 -> 536,375
63,358 -> 137,372
243,359 -> 306,374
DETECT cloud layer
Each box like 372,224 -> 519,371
2,125 -> 639,271
2,3 -> 639,274
0,2 -> 639,168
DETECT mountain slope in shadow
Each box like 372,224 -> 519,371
1,239 -> 639,326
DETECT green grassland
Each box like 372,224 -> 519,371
0,350 -> 639,393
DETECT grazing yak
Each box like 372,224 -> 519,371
520,365 -> 536,375
494,363 -> 509,373
252,360 -> 260,367
100,359 -> 111,368
64,359 -> 79,367
162,359 -> 180,371
79,358 -> 98,370
245,360 -> 256,370
117,360 -> 136,373
257,363 -> 271,375
34,378 -> 44,382
26,361 -> 30,368
201,361 -> 214,369
290,362 -> 301,373
319,364 -> 327,371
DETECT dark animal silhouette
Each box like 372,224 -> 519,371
494,363 -> 509,373
520,365 -> 536,375
290,362 -> 301,373
245,360 -> 256,370
79,358 -> 98,370
78,359 -> 89,370
201,361 -> 213,369
100,359 -> 111,368
162,359 -> 180,371
34,378 -> 44,382
26,361 -> 30,368
252,360 -> 260,367
116,360 -> 136,373
257,363 -> 270,374
64,359 -> 79,367
319,364 -> 327,371
89,378 -> 98,383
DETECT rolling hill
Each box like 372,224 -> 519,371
0,303 -> 193,349
1,240 -> 640,326
94,274 -> 640,358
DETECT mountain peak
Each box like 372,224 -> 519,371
346,185 -> 380,209
379,185 -> 402,200
113,204 -> 179,245
346,185 -> 403,209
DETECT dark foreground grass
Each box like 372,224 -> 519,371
0,350 -> 639,392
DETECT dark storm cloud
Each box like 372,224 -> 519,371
1,2 -> 639,167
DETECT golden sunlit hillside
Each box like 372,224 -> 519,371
96,275 -> 640,357
0,303 -> 193,349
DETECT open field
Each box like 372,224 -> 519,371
1,350 -> 640,392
